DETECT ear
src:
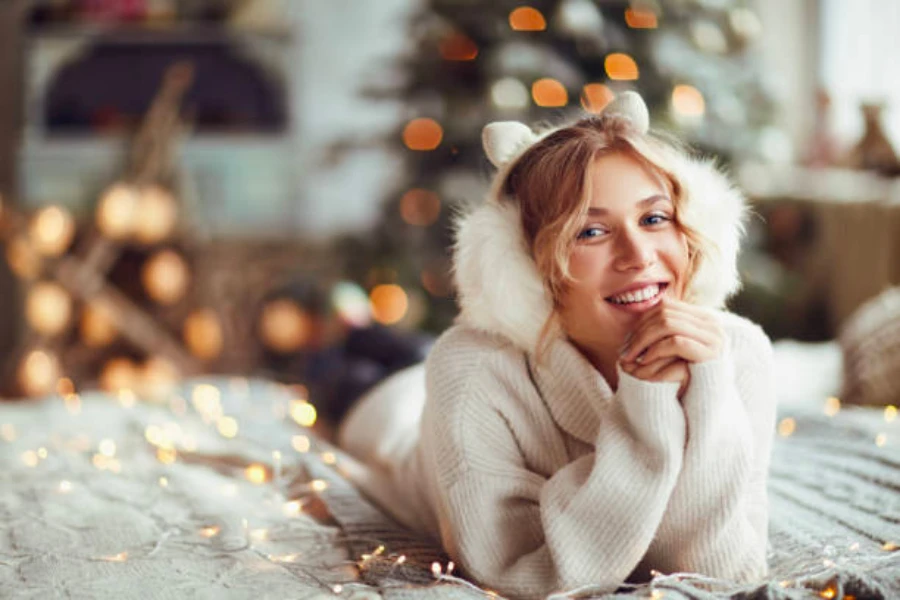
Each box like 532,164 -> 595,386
602,91 -> 650,133
482,121 -> 537,168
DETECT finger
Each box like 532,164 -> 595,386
636,334 -> 717,364
632,297 -> 718,334
624,356 -> 681,381
622,314 -> 718,362
652,362 -> 691,397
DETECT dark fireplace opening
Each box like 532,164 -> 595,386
44,35 -> 288,136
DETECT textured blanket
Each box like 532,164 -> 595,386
0,373 -> 898,599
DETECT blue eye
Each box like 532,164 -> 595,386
642,213 -> 672,226
577,227 -> 607,240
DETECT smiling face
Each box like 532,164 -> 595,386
557,151 -> 690,364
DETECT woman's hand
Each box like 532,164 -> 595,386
621,355 -> 691,399
619,297 -> 724,397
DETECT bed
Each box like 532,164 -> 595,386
1,340 -> 898,599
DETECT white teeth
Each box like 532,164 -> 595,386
610,284 -> 660,305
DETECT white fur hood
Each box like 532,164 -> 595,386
452,143 -> 747,355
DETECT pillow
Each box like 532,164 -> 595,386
839,286 -> 900,406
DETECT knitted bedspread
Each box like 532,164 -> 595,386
0,374 -> 898,599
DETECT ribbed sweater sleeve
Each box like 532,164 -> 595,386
646,317 -> 776,581
421,336 -> 687,600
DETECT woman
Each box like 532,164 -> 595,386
339,92 -> 776,599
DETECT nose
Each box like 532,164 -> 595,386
612,226 -> 655,271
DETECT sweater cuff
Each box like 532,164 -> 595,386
684,348 -> 750,442
615,363 -> 684,449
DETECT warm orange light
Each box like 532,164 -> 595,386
6,236 -> 42,280
18,350 -> 60,397
80,300 -> 118,347
439,32 -> 478,61
290,400 -> 317,428
402,118 -> 443,151
25,282 -> 72,336
29,206 -> 75,257
245,463 -> 268,484
605,53 -> 639,80
183,309 -> 223,360
100,357 -> 138,392
259,299 -> 312,353
56,377 -> 75,396
399,189 -> 441,226
778,417 -> 796,437
135,185 -> 178,244
96,183 -> 140,240
142,356 -> 181,395
509,6 -> 546,31
369,284 -> 408,325
625,8 -> 658,29
531,78 -> 568,107
581,83 -> 615,113
671,84 -> 706,118
142,249 -> 190,305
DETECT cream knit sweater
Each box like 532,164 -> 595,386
386,310 -> 776,599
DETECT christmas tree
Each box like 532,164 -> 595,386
340,0 -> 775,333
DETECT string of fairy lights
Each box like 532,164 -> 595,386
1,323 -> 898,596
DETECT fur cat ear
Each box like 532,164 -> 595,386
602,91 -> 650,133
482,121 -> 537,168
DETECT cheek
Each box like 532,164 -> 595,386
665,232 -> 692,289
567,246 -> 610,281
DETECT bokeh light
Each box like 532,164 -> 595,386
100,357 -> 139,392
403,118 -> 443,151
29,206 -> 75,257
25,281 -> 72,336
19,350 -> 60,397
142,249 -> 190,305
245,463 -> 268,484
7,236 -> 42,280
259,298 -> 312,353
96,183 -> 140,240
625,7 -> 658,29
370,284 -> 409,325
142,356 -> 181,395
439,31 -> 478,61
671,84 -> 706,120
532,78 -> 568,107
331,281 -> 371,327
290,399 -> 318,428
135,185 -> 179,244
183,309 -> 224,361
581,83 -> 615,113
81,300 -> 118,347
491,78 -> 530,110
399,188 -> 441,226
605,53 -> 639,80
509,6 -> 546,31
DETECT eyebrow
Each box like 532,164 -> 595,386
586,194 -> 672,216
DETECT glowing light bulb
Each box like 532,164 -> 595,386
531,78 -> 568,107
25,282 -> 72,336
509,6 -> 546,31
402,118 -> 443,151
369,284 -> 408,325
29,206 -> 75,257
604,53 -> 639,80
